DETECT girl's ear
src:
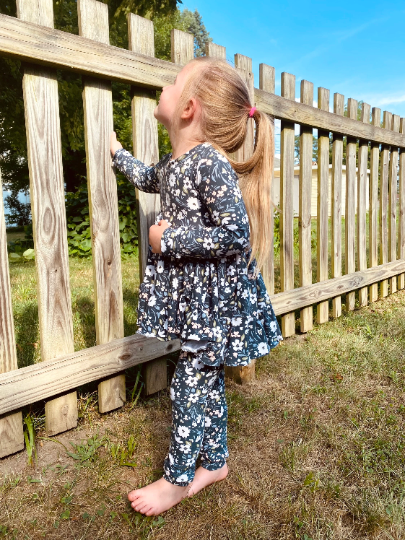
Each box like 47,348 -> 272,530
180,97 -> 199,120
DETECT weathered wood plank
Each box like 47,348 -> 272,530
380,112 -> 392,298
369,108 -> 381,302
78,0 -> 125,414
17,0 -> 77,436
0,171 -> 24,458
129,13 -> 166,396
1,13 -> 405,149
345,98 -> 358,311
280,72 -> 296,337
299,80 -> 313,331
389,115 -> 400,294
0,335 -> 180,417
317,88 -> 330,323
357,103 -> 370,307
206,42 -> 226,59
331,93 -> 344,317
399,118 -> 405,290
234,54 -> 255,163
269,259 -> 405,317
255,88 -> 405,148
0,13 -> 180,88
171,29 -> 193,65
259,63 -> 275,295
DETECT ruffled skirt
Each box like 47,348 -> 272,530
136,250 -> 283,367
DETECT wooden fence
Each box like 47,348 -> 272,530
1,0 -> 405,460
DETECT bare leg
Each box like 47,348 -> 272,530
188,463 -> 228,497
128,477 -> 192,516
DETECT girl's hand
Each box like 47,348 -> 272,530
149,220 -> 170,254
110,131 -> 123,157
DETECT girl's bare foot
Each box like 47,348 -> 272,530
188,462 -> 228,497
128,477 -> 191,516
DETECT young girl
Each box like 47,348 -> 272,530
110,57 -> 283,517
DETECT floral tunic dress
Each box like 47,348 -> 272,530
113,142 -> 283,367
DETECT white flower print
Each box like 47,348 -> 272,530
258,342 -> 268,355
145,265 -> 156,277
187,197 -> 201,210
205,417 -> 212,427
148,295 -> 156,307
176,474 -> 189,482
156,260 -> 164,273
178,425 -> 190,437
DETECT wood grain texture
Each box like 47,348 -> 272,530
255,89 -> 405,148
299,80 -> 313,331
331,93 -> 344,317
357,102 -> 370,307
171,29 -> 193,65
234,54 -> 254,163
389,114 -> 400,294
369,108 -> 381,302
0,335 -> 180,417
280,72 -> 296,337
345,98 -> 358,310
380,112 -> 392,298
259,63 -> 275,295
269,259 -> 405,317
130,13 -> 166,396
78,0 -> 125,414
399,118 -> 405,290
206,42 -> 226,59
17,0 -> 77,436
317,87 -> 330,323
0,171 -> 24,457
0,12 -> 180,87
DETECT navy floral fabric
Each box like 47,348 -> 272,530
113,142 -> 283,367
163,351 -> 228,486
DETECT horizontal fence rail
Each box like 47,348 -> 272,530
1,0 -> 405,459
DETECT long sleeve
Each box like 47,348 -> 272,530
161,155 -> 250,259
113,148 -> 161,194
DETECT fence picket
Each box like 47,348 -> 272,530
317,88 -> 330,323
399,118 -> 405,290
299,80 -> 314,331
331,93 -> 344,317
369,108 -> 381,302
380,111 -> 392,298
389,115 -> 400,294
234,54 -> 255,163
78,0 -> 125,413
357,103 -> 370,307
16,0 -> 77,436
0,171 -> 24,458
128,13 -> 167,396
206,42 -> 226,59
259,63 -> 275,295
280,73 -> 296,337
346,98 -> 358,310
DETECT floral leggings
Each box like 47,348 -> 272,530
163,351 -> 229,486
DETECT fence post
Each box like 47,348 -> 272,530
369,107 -> 381,302
399,118 -> 405,290
280,72 -> 296,337
77,0 -> 126,413
299,80 -> 314,331
389,115 -> 400,294
128,13 -> 167,396
346,98 -> 358,310
16,0 -> 78,435
358,102 -> 371,307
0,171 -> 24,457
380,111 -> 392,298
259,63 -> 276,296
331,93 -> 344,317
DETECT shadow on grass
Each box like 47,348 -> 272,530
15,303 -> 39,369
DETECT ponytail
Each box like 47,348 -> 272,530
177,58 -> 275,275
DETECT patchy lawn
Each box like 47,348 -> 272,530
1,257 -> 405,539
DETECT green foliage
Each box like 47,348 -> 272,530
4,192 -> 31,226
23,414 -> 37,467
7,224 -> 35,263
65,175 -> 138,257
66,433 -> 107,465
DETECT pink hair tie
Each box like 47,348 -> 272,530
248,106 -> 257,117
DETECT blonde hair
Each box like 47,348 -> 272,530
176,57 -> 274,274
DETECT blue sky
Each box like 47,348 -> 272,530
181,0 -> 405,119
